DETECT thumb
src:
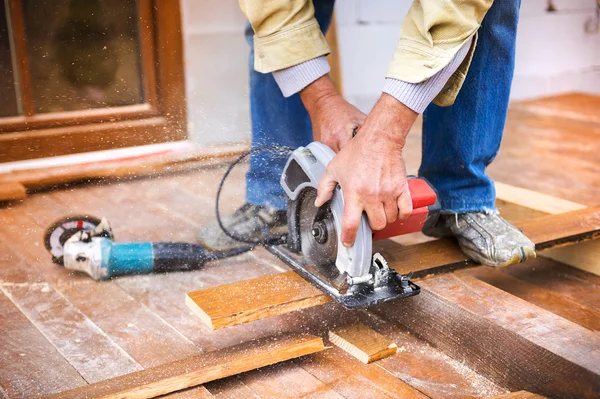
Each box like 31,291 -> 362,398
315,168 -> 338,207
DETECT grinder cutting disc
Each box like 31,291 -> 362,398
44,215 -> 108,266
298,188 -> 338,273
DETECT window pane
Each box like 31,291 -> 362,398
0,1 -> 19,117
22,0 -> 144,113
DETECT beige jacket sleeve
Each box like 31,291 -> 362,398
388,0 -> 494,106
239,0 -> 330,72
240,0 -> 493,105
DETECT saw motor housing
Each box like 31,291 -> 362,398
275,142 -> 440,308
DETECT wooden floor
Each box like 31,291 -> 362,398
1,93 -> 599,398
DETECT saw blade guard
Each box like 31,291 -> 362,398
280,142 -> 372,278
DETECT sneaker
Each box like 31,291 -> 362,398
197,203 -> 287,252
423,212 -> 536,267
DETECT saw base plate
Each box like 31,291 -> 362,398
265,244 -> 420,309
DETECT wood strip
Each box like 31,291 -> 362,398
464,265 -> 600,332
495,182 -> 586,215
44,334 -> 325,399
495,183 -> 600,276
0,291 -> 86,397
372,273 -> 600,398
485,391 -> 548,399
0,181 -> 26,201
328,323 -> 397,364
187,207 -> 600,330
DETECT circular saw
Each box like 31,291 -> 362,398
266,142 -> 440,308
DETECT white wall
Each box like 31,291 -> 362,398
181,0 -> 600,144
336,0 -> 600,111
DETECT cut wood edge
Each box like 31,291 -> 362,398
0,181 -> 26,201
328,323 -> 397,364
495,181 -> 600,277
44,333 -> 325,399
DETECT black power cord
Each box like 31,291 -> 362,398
212,145 -> 293,258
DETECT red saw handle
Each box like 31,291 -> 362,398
371,177 -> 440,241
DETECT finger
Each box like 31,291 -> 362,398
365,203 -> 387,231
397,184 -> 413,220
383,200 -> 398,224
341,197 -> 364,247
315,168 -> 338,207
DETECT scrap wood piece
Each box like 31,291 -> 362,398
0,181 -> 26,201
44,334 -> 325,399
186,207 -> 600,330
372,272 -> 600,399
328,323 -> 397,364
485,391 -> 548,399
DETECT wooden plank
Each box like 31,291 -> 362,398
495,182 -> 586,215
0,181 -> 26,201
365,314 -> 505,399
464,266 -> 600,332
373,273 -> 600,398
495,181 -> 600,276
485,391 -> 547,399
44,334 -> 325,399
0,291 -> 86,397
328,323 -> 397,364
186,271 -> 331,330
0,282 -> 141,383
187,208 -> 600,330
296,348 -> 430,399
501,258 -> 600,311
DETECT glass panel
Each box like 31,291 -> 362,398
22,0 -> 144,113
0,0 -> 19,117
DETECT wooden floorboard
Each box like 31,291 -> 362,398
0,292 -> 86,397
465,265 -> 600,332
373,272 -> 600,398
45,334 -> 325,399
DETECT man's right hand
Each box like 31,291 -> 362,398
300,75 -> 366,152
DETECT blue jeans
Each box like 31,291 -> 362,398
245,0 -> 520,213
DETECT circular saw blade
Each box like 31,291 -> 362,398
299,188 -> 338,270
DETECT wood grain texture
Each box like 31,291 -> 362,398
485,391 -> 548,399
45,334 -> 324,399
186,271 -> 332,329
464,266 -> 600,332
495,181 -> 600,276
373,273 -> 600,399
187,208 -> 600,330
0,291 -> 86,397
0,182 -> 26,201
296,347 -> 429,399
328,323 -> 397,364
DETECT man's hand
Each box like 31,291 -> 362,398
314,93 -> 418,247
300,76 -> 366,152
